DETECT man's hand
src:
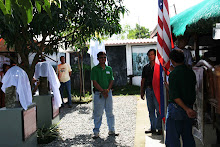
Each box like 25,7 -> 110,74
164,81 -> 169,91
102,89 -> 109,98
185,108 -> 197,118
140,90 -> 145,100
36,80 -> 40,87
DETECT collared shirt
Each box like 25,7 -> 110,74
168,64 -> 196,106
141,64 -> 154,88
91,64 -> 114,90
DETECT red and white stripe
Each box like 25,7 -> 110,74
153,0 -> 173,120
157,0 -> 172,73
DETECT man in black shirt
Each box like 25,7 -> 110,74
165,49 -> 196,147
140,49 -> 162,135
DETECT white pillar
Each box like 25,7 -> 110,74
126,44 -> 133,76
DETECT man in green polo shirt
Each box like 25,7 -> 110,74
165,49 -> 197,147
91,51 -> 118,139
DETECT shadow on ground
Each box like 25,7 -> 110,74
50,134 -> 128,147
148,134 -> 164,144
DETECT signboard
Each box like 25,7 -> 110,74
192,67 -> 204,144
23,106 -> 37,140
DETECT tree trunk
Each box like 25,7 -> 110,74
81,51 -> 85,97
77,52 -> 82,101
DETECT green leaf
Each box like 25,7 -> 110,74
35,1 -> 41,13
42,0 -> 51,19
5,0 -> 11,14
17,0 -> 33,24
0,0 -> 8,15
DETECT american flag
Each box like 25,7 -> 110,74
152,0 -> 174,121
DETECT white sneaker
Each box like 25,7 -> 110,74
92,133 -> 99,139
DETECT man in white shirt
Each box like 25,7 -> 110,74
57,56 -> 72,108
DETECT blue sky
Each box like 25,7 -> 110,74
120,0 -> 204,31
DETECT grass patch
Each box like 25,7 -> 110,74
112,84 -> 140,96
64,85 -> 140,99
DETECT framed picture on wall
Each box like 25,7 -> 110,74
132,45 -> 156,76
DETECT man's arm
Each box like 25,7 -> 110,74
92,80 -> 104,92
68,64 -> 72,77
101,80 -> 114,98
140,78 -> 145,100
174,98 -> 196,118
107,80 -> 114,91
93,80 -> 110,98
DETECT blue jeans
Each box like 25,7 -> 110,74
93,90 -> 115,134
59,80 -> 72,105
145,87 -> 162,130
165,103 -> 195,147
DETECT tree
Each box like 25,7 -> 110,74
126,24 -> 151,39
0,0 -> 126,81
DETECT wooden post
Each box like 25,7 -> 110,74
194,34 -> 200,62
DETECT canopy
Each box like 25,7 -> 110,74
170,0 -> 220,37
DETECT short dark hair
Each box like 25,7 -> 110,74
147,49 -> 156,56
97,51 -> 106,58
169,49 -> 184,63
3,64 -> 10,73
60,56 -> 65,60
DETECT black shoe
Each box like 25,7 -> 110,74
108,131 -> 119,136
156,130 -> 163,135
145,130 -> 156,134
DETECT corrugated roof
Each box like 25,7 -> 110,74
171,0 -> 220,36
104,38 -> 157,46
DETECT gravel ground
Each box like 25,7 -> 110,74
39,96 -> 137,147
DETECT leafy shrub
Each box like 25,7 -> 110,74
37,123 -> 60,144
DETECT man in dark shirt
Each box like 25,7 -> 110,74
140,49 -> 162,135
165,49 -> 197,147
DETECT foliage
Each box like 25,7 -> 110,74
71,63 -> 91,73
126,24 -> 151,39
0,0 -> 57,25
71,92 -> 92,103
112,84 -> 140,96
0,0 -> 127,81
37,123 -> 60,144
